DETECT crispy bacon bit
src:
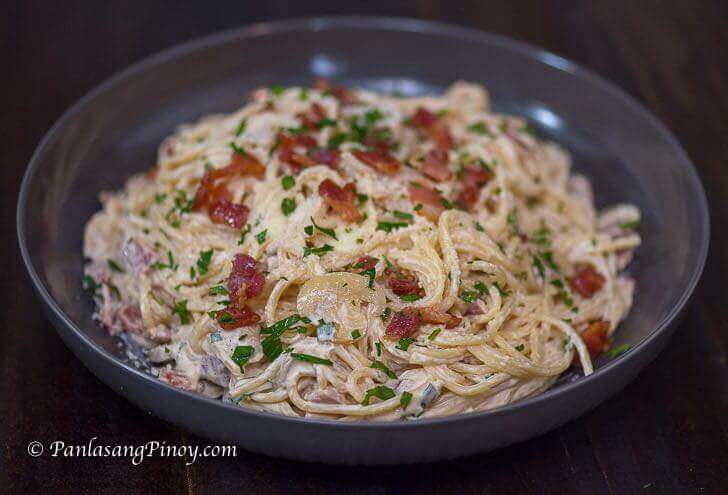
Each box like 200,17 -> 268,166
308,148 -> 341,169
580,320 -> 610,361
192,150 -> 264,227
208,200 -> 250,229
117,305 -> 145,335
408,182 -> 444,222
419,307 -> 462,329
216,305 -> 261,330
420,149 -> 453,182
385,308 -> 421,339
385,267 -> 424,297
227,254 -> 266,301
409,107 -> 455,150
298,102 -> 327,129
456,165 -> 493,210
318,179 -> 363,222
160,370 -> 195,391
352,150 -> 402,175
569,266 -> 605,298
314,77 -> 356,104
145,167 -> 158,180
353,256 -> 378,272
411,108 -> 437,128
277,133 -> 319,172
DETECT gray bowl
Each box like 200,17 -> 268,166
17,17 -> 709,465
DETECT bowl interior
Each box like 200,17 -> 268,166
20,19 -> 707,399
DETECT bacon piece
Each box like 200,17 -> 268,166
408,182 -> 444,222
314,77 -> 356,104
192,150 -> 263,227
411,108 -> 437,128
456,165 -> 493,210
117,305 -> 145,335
580,320 -> 610,361
308,148 -> 341,169
216,305 -> 261,330
385,308 -> 421,339
464,303 -> 484,316
385,267 -> 424,297
409,107 -> 455,150
352,150 -> 402,175
208,200 -> 250,229
227,254 -> 265,302
277,133 -> 319,172
569,266 -> 605,298
318,179 -> 363,222
420,149 -> 453,182
297,102 -> 327,130
419,307 -> 462,329
353,256 -> 378,272
160,370 -> 195,391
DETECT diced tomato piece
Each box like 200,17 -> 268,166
569,266 -> 605,298
352,150 -> 402,174
318,179 -> 363,222
385,308 -> 421,339
419,307 -> 461,329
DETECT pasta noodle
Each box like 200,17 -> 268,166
82,80 -> 639,420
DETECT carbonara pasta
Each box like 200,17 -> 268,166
83,80 -> 640,420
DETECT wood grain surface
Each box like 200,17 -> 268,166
1,1 -> 726,493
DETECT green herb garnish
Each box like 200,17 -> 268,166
303,244 -> 334,257
107,259 -> 125,274
396,337 -> 415,351
400,391 -> 413,409
173,300 -> 191,324
290,352 -> 333,365
370,359 -> 396,379
281,175 -> 295,190
310,216 -> 337,240
236,118 -> 247,136
196,249 -> 213,276
256,229 -> 267,244
362,385 -> 395,405
400,293 -> 421,302
231,345 -> 254,371
428,328 -> 442,341
281,198 -> 297,216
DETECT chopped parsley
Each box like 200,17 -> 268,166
360,268 -> 376,289
172,300 -> 191,324
351,329 -> 362,340
304,225 -> 314,236
468,121 -> 490,135
256,229 -> 267,244
83,275 -> 99,295
303,244 -> 334,257
362,385 -> 395,405
229,141 -> 248,157
196,249 -> 213,276
310,216 -> 337,240
290,352 -> 333,365
377,221 -> 408,233
260,314 -> 311,361
375,341 -> 382,356
621,219 -> 640,231
607,344 -> 632,359
392,210 -> 413,221
107,259 -> 125,274
238,224 -> 252,245
460,290 -> 479,303
400,293 -> 421,302
281,197 -> 297,216
209,285 -> 228,296
154,193 -> 167,204
507,208 -> 521,235
370,359 -> 396,379
281,175 -> 295,190
515,344 -> 525,352
396,337 -> 415,351
428,328 -> 442,341
235,118 -> 247,136
400,391 -> 413,409
231,345 -> 254,371
381,307 -> 391,321
151,250 -> 179,271
474,221 -> 485,232
271,84 -> 284,97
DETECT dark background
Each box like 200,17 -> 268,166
2,1 -> 726,493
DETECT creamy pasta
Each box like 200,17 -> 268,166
83,80 -> 640,420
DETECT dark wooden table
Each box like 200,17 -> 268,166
2,1 -> 726,493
